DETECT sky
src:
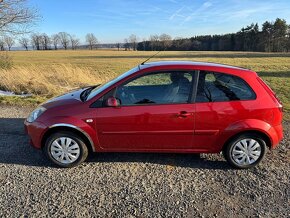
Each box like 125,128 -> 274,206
28,0 -> 290,44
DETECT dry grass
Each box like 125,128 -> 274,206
0,64 -> 111,96
0,50 -> 289,118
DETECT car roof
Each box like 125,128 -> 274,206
139,61 -> 252,72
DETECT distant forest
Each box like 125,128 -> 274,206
137,18 -> 290,52
2,16 -> 289,53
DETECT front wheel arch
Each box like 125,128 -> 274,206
41,126 -> 94,154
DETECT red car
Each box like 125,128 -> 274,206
24,61 -> 283,168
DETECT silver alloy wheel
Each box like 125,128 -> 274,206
50,137 -> 80,164
231,138 -> 262,166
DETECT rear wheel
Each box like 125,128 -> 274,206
223,133 -> 266,169
44,131 -> 88,168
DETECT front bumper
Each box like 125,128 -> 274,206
24,120 -> 48,149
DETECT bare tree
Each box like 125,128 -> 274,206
116,42 -> 120,51
70,35 -> 80,50
149,34 -> 159,51
0,0 -> 39,35
85,33 -> 98,50
58,32 -> 70,50
4,36 -> 14,50
159,33 -> 172,50
40,33 -> 50,50
51,34 -> 60,50
129,34 -> 138,51
124,38 -> 129,51
19,37 -> 29,50
30,33 -> 41,50
0,38 -> 5,50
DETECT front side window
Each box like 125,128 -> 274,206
196,71 -> 256,102
115,71 -> 194,105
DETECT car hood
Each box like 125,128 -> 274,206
42,88 -> 85,109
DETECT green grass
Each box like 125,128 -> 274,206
0,95 -> 47,106
1,50 -> 289,119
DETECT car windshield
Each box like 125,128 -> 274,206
86,66 -> 139,101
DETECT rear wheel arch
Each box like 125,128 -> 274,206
41,126 -> 95,154
222,130 -> 272,152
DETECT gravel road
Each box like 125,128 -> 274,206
0,105 -> 289,217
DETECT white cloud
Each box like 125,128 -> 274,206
169,6 -> 185,20
180,1 -> 213,24
202,1 -> 212,8
223,6 -> 272,20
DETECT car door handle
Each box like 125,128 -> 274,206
176,111 -> 192,118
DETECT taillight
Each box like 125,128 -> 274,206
279,106 -> 283,112
257,77 -> 283,110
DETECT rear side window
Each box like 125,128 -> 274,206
196,71 -> 256,102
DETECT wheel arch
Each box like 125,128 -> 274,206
41,124 -> 95,153
222,130 -> 272,152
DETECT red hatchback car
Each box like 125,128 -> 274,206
24,61 -> 283,168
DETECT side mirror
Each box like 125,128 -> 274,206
106,96 -> 121,107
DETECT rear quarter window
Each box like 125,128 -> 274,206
196,71 -> 256,102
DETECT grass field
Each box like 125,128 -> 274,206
0,50 -> 289,118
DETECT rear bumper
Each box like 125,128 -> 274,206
271,123 -> 283,149
24,120 -> 48,149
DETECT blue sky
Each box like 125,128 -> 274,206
29,0 -> 290,43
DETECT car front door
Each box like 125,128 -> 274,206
95,71 -> 196,151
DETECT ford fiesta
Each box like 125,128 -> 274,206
24,61 -> 283,168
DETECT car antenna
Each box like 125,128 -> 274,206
140,50 -> 161,65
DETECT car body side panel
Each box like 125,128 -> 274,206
216,119 -> 282,151
95,104 -> 195,150
41,116 -> 100,150
194,101 -> 283,152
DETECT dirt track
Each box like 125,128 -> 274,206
0,105 -> 289,217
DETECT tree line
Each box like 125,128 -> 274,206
0,32 -> 99,51
0,32 -> 139,51
1,18 -> 290,52
1,0 -> 290,52
137,18 -> 290,52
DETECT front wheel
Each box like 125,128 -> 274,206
223,133 -> 266,169
44,131 -> 88,168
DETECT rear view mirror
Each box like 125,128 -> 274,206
106,97 -> 121,107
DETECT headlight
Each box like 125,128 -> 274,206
26,106 -> 46,123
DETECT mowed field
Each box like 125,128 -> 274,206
0,50 -> 289,118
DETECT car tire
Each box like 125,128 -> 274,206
223,133 -> 266,169
44,131 -> 88,168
